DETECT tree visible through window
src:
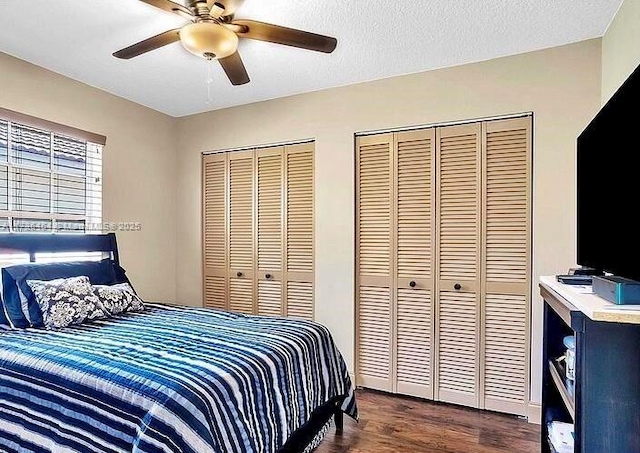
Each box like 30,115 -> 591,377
0,118 -> 102,233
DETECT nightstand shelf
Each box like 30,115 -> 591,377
547,359 -> 574,420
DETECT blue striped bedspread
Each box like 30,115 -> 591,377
0,304 -> 357,453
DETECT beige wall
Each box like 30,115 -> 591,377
602,0 -> 640,103
176,39 -> 602,404
0,52 -> 178,303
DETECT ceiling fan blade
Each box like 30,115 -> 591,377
218,51 -> 250,85
113,29 -> 181,59
231,20 -> 337,53
139,0 -> 193,17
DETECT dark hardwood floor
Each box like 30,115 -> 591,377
317,390 -> 540,453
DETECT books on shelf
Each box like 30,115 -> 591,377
548,421 -> 574,453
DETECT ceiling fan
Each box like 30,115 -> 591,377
113,0 -> 337,86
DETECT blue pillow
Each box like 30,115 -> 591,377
0,298 -> 9,326
113,263 -> 135,293
2,259 -> 120,328
1,269 -> 29,328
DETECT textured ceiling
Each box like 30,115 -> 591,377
0,0 -> 622,117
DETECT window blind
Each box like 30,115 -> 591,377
0,118 -> 102,234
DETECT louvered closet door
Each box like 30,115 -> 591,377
436,123 -> 482,408
356,134 -> 393,392
257,146 -> 284,317
202,154 -> 228,310
395,129 -> 435,399
284,143 -> 314,320
481,117 -> 531,415
228,150 -> 255,314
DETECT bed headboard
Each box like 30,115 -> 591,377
0,233 -> 120,265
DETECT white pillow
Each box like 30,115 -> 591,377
27,276 -> 108,329
92,282 -> 145,316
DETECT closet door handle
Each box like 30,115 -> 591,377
409,281 -> 417,288
265,273 -> 272,279
236,271 -> 243,278
454,283 -> 462,291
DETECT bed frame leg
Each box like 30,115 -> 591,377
334,407 -> 343,435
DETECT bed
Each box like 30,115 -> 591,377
0,233 -> 357,453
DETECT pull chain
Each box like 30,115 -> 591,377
205,55 -> 215,104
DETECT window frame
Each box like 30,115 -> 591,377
0,108 -> 106,234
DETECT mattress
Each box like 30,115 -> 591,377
0,303 -> 357,453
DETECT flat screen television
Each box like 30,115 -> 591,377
577,63 -> 640,281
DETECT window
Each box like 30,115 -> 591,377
0,118 -> 102,233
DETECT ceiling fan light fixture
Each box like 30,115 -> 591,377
180,22 -> 238,59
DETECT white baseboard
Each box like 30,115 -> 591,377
527,402 -> 541,424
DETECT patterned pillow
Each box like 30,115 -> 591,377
26,276 -> 108,329
92,283 -> 145,316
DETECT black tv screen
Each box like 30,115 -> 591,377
577,63 -> 640,281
